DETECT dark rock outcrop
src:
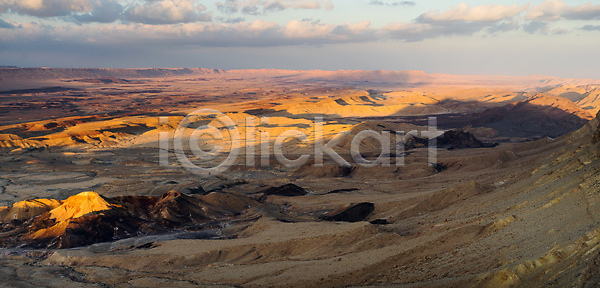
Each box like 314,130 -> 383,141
436,130 -> 485,149
320,202 -> 375,222
262,184 -> 308,197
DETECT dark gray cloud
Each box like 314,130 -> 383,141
487,20 -> 520,34
564,8 -> 600,20
71,0 -> 123,23
216,0 -> 239,14
241,6 -> 261,15
581,25 -> 600,31
523,21 -> 548,34
123,0 -> 211,25
265,2 -> 285,12
216,17 -> 245,24
215,0 -> 333,16
301,18 -> 321,25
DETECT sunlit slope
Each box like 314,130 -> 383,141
544,84 -> 600,115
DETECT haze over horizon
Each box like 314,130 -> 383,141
1,0 -> 600,79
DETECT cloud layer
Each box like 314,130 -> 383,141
124,0 -> 210,24
0,0 -> 599,49
0,0 -> 93,17
216,0 -> 333,15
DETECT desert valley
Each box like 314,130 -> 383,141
1,67 -> 600,287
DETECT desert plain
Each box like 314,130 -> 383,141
1,68 -> 600,287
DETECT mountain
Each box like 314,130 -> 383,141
467,94 -> 592,138
0,68 -> 223,83
0,191 -> 258,249
479,110 -> 600,286
544,84 -> 600,115
0,198 -> 61,222
1,68 -> 598,91
48,191 -> 118,222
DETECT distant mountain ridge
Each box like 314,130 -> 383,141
0,67 -> 224,82
0,67 -> 598,89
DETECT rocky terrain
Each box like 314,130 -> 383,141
1,68 -> 600,287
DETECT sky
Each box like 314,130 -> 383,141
0,0 -> 600,78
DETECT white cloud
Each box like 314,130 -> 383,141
382,3 -> 529,41
0,0 -> 93,17
526,0 -> 566,21
283,19 -> 332,38
124,0 -> 211,24
527,0 -> 600,21
419,3 -> 529,22
0,19 -> 375,47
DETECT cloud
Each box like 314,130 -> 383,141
581,25 -> 600,31
71,0 -> 123,23
282,19 -> 331,39
265,2 -> 285,12
382,3 -> 528,41
242,5 -> 261,15
216,16 -> 245,24
216,0 -> 239,14
215,0 -> 333,15
0,19 -> 376,48
368,1 -> 415,7
2,0 -> 597,53
551,28 -> 568,34
124,0 -> 211,24
523,21 -> 548,34
526,0 -> 565,21
0,0 -> 215,25
0,21 -> 49,42
527,0 -> 600,21
0,0 -> 93,17
418,3 -> 529,22
0,18 -> 15,28
384,21 -> 493,42
486,19 -> 520,34
563,3 -> 600,20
